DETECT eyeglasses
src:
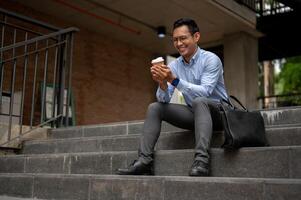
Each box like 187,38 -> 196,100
172,35 -> 192,43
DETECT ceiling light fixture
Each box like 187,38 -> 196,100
157,26 -> 166,38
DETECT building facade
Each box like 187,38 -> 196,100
0,0 -> 261,125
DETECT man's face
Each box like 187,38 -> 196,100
172,25 -> 200,60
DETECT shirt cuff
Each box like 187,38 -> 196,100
176,78 -> 188,92
157,87 -> 170,102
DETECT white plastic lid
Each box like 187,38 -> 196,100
151,57 -> 164,64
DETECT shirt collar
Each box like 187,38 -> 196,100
180,47 -> 201,66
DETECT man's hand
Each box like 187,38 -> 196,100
159,65 -> 176,83
151,65 -> 176,83
151,65 -> 164,82
150,64 -> 177,91
150,65 -> 168,91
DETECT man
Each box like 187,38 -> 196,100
117,18 -> 229,176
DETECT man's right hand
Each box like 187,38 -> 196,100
150,65 -> 168,91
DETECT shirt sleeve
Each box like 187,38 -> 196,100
156,84 -> 175,103
176,54 -> 222,99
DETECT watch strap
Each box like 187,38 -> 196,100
171,78 -> 180,87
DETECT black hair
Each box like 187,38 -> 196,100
173,18 -> 199,35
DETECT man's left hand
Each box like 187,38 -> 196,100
152,65 -> 176,83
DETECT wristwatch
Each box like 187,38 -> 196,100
171,78 -> 180,87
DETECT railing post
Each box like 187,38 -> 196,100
0,15 -> 6,113
40,40 -> 49,124
56,34 -> 66,127
64,32 -> 74,126
19,32 -> 29,135
7,29 -> 17,142
51,45 -> 59,128
30,41 -> 39,128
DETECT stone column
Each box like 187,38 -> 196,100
263,61 -> 275,108
223,32 -> 259,109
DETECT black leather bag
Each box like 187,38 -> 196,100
220,95 -> 268,149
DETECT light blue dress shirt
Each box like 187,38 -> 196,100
156,47 -> 229,106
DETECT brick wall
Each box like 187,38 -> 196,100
0,1 -> 157,125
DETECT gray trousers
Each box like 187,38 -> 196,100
138,97 -> 223,164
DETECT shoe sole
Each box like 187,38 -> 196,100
189,171 -> 209,177
116,170 -> 154,176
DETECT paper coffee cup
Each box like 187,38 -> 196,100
151,57 -> 164,66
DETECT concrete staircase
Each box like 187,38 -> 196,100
0,107 -> 301,199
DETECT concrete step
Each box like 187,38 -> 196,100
1,146 -> 300,178
47,121 -> 184,139
21,126 -> 301,154
260,106 -> 301,127
0,147 -> 21,156
0,173 -> 300,200
47,107 -> 301,140
0,197 -> 39,200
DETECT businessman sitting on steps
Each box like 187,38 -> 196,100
117,18 -> 229,176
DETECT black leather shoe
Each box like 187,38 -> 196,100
117,160 -> 154,175
189,160 -> 209,176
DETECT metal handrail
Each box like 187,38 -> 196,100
0,7 -> 61,31
0,27 -> 79,52
0,29 -> 77,146
0,20 -> 53,38
258,92 -> 301,99
0,8 -> 79,147
258,93 -> 301,108
1,41 -> 67,63
1,114 -> 63,147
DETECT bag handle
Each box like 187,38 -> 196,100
220,99 -> 230,112
220,96 -> 248,111
220,98 -> 234,109
229,95 -> 248,111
